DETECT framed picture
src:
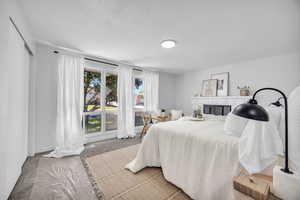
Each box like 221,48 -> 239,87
211,72 -> 229,96
201,79 -> 218,97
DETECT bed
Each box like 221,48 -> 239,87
125,90 -> 300,200
126,118 -> 242,200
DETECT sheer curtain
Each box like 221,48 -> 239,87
118,66 -> 135,138
144,70 -> 159,113
45,55 -> 85,158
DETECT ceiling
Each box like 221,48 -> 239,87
19,0 -> 300,73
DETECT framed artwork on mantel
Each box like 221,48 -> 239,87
211,72 -> 229,96
201,79 -> 218,97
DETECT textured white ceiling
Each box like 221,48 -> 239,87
19,0 -> 300,73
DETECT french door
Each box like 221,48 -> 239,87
83,61 -> 119,142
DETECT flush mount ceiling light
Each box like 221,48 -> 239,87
161,40 -> 176,48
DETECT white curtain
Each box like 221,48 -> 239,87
45,55 -> 85,158
118,66 -> 135,138
144,71 -> 159,113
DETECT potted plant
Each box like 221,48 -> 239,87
237,86 -> 250,96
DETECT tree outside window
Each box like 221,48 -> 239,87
84,70 -> 101,112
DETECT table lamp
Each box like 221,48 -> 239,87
232,87 -> 293,174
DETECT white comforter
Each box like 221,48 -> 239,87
126,120 -> 241,200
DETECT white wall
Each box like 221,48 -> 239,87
34,44 -> 58,153
34,44 -> 300,153
159,72 -> 177,110
175,52 -> 300,115
33,43 -> 178,152
0,0 -> 34,199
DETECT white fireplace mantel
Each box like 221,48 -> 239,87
191,96 -> 251,109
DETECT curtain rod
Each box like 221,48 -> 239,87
84,57 -> 118,67
45,41 -> 156,73
53,50 -> 118,67
52,48 -> 146,72
133,68 -> 143,72
9,17 -> 33,56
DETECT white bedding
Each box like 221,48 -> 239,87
126,120 -> 241,200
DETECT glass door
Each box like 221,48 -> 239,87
83,62 -> 119,142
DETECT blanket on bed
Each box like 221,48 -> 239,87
126,120 -> 241,200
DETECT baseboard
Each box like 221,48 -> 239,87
35,145 -> 54,154
85,132 -> 117,144
35,128 -> 143,154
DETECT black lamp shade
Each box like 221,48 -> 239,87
232,102 -> 269,122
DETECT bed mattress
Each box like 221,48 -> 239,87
126,120 -> 242,200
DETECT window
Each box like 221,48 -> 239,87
105,112 -> 118,131
83,65 -> 119,135
105,72 -> 118,131
133,73 -> 145,127
84,70 -> 101,112
134,111 -> 144,127
105,73 -> 118,110
134,77 -> 144,108
85,114 -> 101,133
84,70 -> 101,134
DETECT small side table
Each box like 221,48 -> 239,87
233,172 -> 280,200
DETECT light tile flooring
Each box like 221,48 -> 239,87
9,137 -> 141,200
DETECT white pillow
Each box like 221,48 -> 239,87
288,85 -> 300,170
265,105 -> 284,128
265,105 -> 285,141
224,112 -> 249,137
204,114 -> 226,121
178,116 -> 193,121
170,109 -> 183,121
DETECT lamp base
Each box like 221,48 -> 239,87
274,166 -> 300,199
280,168 -> 293,174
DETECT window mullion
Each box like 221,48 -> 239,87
101,70 -> 106,132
